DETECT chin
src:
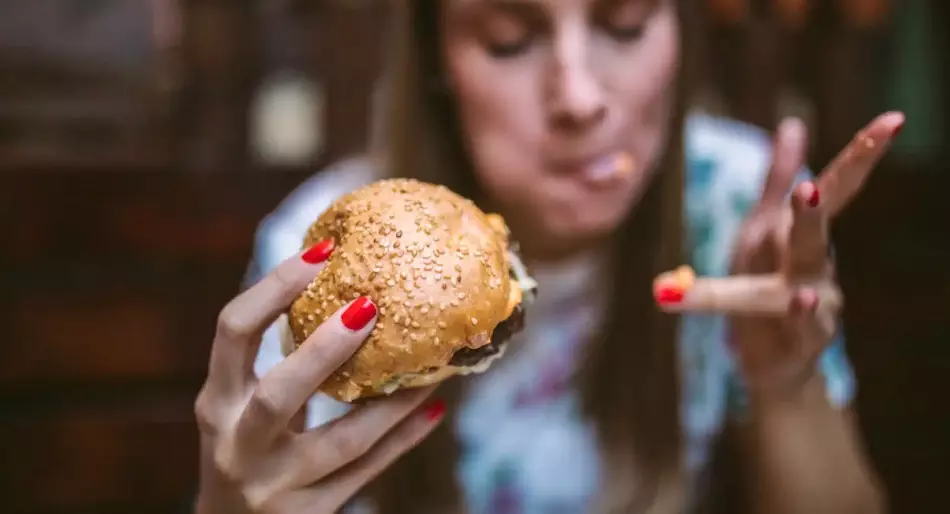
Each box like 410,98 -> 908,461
537,209 -> 626,255
560,216 -> 622,242
552,195 -> 632,238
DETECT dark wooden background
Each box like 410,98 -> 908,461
1,1 -> 948,513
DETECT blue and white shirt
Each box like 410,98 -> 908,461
247,114 -> 856,513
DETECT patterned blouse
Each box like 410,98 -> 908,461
247,114 -> 856,513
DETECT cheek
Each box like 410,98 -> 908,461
443,47 -> 544,193
609,11 -> 680,168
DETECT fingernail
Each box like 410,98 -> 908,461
302,240 -> 335,264
892,121 -> 904,139
805,182 -> 820,208
422,398 -> 446,421
341,297 -> 377,330
789,290 -> 819,315
654,285 -> 685,305
653,266 -> 694,306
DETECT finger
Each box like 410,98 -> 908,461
786,180 -> 829,279
281,387 -> 438,490
731,201 -> 791,278
281,398 -> 446,513
786,288 -> 835,355
758,118 -> 808,212
653,267 -> 842,316
656,271 -> 787,316
209,240 -> 336,396
234,296 -> 378,446
818,111 -> 904,218
743,289 -> 822,391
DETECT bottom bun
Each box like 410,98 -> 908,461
374,342 -> 508,393
278,317 -> 508,403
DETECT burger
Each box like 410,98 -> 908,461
283,178 -> 537,403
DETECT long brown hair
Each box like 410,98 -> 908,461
368,1 -> 697,512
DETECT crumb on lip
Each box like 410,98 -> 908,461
614,152 -> 635,177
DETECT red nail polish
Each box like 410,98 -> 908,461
807,185 -> 820,208
654,286 -> 685,305
302,240 -> 335,264
423,398 -> 446,421
892,121 -> 904,139
341,297 -> 377,330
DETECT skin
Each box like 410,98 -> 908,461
195,251 -> 441,514
194,0 -> 891,511
445,1 -> 891,512
440,0 -> 678,260
658,113 -> 901,513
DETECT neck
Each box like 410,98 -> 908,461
515,229 -> 615,270
474,193 -> 615,267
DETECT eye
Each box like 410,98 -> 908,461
487,37 -> 534,58
604,23 -> 646,42
597,0 -> 654,43
477,8 -> 538,59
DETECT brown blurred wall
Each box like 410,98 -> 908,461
1,2 -> 948,513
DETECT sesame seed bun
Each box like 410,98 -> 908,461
286,178 -> 536,403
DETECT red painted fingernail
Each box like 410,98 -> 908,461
302,240 -> 335,264
423,398 -> 446,421
806,182 -> 820,208
654,286 -> 685,305
341,297 -> 377,330
892,121 -> 904,139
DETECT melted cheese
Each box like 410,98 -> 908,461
378,342 -> 509,395
507,248 -> 538,305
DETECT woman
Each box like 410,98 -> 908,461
194,0 -> 898,512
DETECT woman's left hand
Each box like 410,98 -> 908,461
653,111 -> 904,395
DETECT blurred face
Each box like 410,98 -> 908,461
440,0 -> 679,259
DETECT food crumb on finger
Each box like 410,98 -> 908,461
654,265 -> 695,287
652,265 -> 696,300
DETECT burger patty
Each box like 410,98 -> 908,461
449,304 -> 525,367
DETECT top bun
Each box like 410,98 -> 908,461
287,178 -> 523,402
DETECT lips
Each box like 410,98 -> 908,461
548,152 -> 608,172
548,150 -> 635,187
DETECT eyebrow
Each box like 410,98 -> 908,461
598,0 -> 662,14
449,0 -> 546,14
454,0 -> 542,6
452,0 -> 658,14
445,0 -> 545,25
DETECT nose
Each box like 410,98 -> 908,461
547,35 -> 607,133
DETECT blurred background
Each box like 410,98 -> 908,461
0,1 -> 947,513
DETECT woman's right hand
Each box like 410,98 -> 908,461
194,243 -> 445,514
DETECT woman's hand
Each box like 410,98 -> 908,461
653,111 -> 904,396
194,245 -> 445,514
